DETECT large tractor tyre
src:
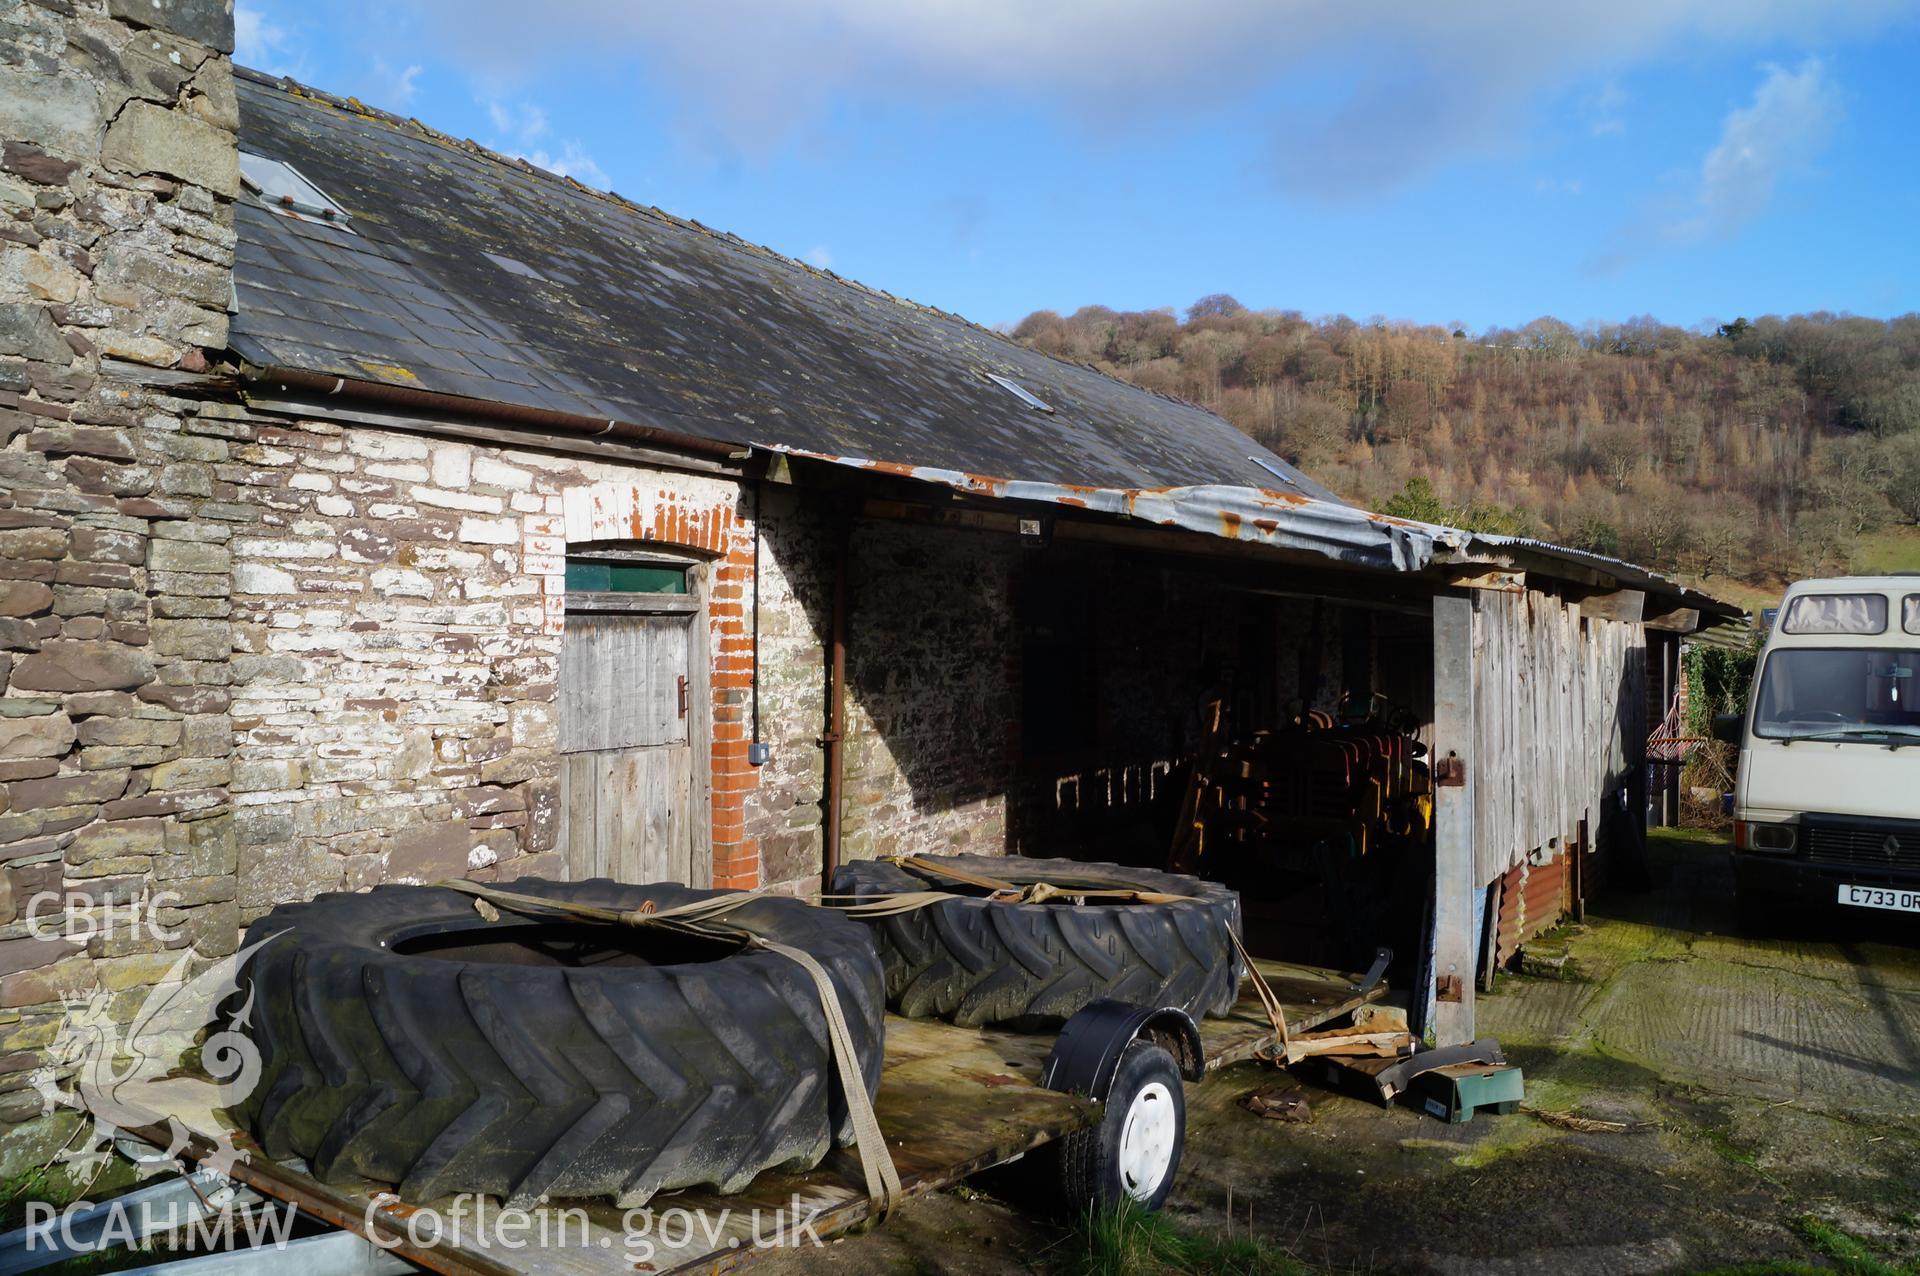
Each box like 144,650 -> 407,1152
233,879 -> 885,1207
831,854 -> 1243,1028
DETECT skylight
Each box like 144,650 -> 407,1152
985,372 -> 1053,413
1247,455 -> 1302,491
239,152 -> 352,230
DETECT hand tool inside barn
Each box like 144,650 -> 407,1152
1173,698 -> 1434,969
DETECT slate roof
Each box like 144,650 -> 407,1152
228,70 -> 1338,499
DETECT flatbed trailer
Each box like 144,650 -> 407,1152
17,958 -> 1381,1276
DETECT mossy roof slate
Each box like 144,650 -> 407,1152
229,70 -> 1339,499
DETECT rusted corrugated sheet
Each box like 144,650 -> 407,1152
776,448 -> 1456,573
1494,851 -> 1574,967
777,448 -> 1746,612
1465,533 -> 1736,617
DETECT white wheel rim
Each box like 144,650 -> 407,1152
1117,1080 -> 1177,1201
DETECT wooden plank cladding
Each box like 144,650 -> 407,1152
558,613 -> 692,753
1471,587 -> 1646,890
560,748 -> 694,884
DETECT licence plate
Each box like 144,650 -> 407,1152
1837,884 -> 1920,913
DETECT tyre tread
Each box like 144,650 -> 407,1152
833,855 -> 1242,1027
234,879 -> 883,1205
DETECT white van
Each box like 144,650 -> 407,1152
1717,575 -> 1920,928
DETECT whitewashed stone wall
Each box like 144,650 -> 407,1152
223,418 -> 754,915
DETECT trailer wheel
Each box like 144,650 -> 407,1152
1054,1041 -> 1186,1211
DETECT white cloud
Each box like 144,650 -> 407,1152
485,98 -> 608,190
519,143 -> 612,191
234,3 -> 296,74
1673,58 -> 1840,239
804,245 -> 833,269
488,101 -> 549,141
403,0 -> 1911,199
369,61 -> 423,109
1589,80 -> 1629,137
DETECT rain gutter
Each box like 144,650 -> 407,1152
245,365 -> 750,462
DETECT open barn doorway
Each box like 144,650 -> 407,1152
1010,545 -> 1437,984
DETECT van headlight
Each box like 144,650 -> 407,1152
1737,821 -> 1796,853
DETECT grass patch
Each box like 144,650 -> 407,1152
1681,1214 -> 1918,1276
1789,1215 -> 1917,1276
0,1160 -> 104,1234
1053,1202 -> 1312,1276
1703,1123 -> 1760,1171
1852,526 -> 1920,576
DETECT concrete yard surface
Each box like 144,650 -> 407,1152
764,828 -> 1920,1274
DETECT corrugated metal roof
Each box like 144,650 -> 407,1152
227,70 -> 1337,500
781,448 -> 1744,616
775,446 -> 1448,572
1459,533 -> 1739,615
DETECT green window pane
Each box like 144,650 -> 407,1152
565,559 -> 688,594
608,564 -> 687,594
565,560 -> 610,592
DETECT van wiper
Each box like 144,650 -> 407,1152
1787,727 -> 1920,749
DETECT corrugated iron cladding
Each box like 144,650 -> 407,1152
775,448 -> 1454,573
781,449 -> 1743,616
1463,533 -> 1737,616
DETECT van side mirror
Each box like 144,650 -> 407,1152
1711,713 -> 1744,745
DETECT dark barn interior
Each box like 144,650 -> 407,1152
1004,538 -> 1439,981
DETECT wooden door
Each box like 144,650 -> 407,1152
557,611 -> 697,883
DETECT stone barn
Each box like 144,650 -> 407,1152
0,0 -> 1736,1160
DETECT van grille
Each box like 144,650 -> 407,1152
1804,822 -> 1920,872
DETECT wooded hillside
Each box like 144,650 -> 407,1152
1012,301 -> 1920,592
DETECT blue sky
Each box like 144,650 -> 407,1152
235,2 -> 1920,333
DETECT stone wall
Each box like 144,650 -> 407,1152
0,0 -> 241,1144
741,502 -> 1020,890
222,418 -> 763,914
837,518 -> 1017,864
218,430 -> 1023,908
738,485 -> 830,893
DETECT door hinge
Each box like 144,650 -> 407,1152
1434,752 -> 1466,787
677,674 -> 689,719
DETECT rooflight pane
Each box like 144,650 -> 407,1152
985,372 -> 1053,413
239,151 -> 349,224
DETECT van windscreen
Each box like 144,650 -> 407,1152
1753,648 -> 1920,742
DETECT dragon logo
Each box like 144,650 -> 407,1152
1885,835 -> 1903,861
30,935 -> 278,1182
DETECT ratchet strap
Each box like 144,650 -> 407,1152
1226,926 -> 1291,1058
439,880 -> 902,1222
857,854 -> 1198,905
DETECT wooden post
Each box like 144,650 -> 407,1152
1431,591 -> 1477,1047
